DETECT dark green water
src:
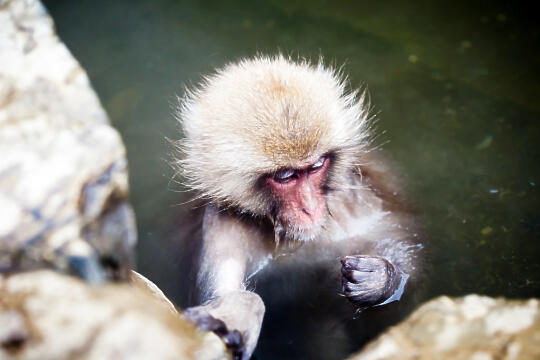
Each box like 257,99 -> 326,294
44,0 -> 540,358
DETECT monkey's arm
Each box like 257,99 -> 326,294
331,162 -> 422,308
186,205 -> 266,359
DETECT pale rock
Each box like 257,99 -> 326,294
0,270 -> 227,360
0,0 -> 136,281
0,1 -> 229,358
348,295 -> 540,360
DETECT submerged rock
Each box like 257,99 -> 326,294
0,0 -> 135,281
0,270 -> 227,360
349,295 -> 540,360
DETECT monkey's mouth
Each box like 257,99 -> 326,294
281,220 -> 324,242
271,208 -> 326,243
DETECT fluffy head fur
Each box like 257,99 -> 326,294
174,55 -> 372,215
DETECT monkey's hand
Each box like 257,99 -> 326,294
183,306 -> 245,359
183,291 -> 264,360
340,255 -> 402,307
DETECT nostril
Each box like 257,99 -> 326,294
301,208 -> 312,218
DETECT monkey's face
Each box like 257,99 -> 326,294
266,156 -> 330,241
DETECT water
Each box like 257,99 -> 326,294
44,0 -> 540,358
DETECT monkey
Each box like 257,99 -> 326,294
173,55 -> 422,359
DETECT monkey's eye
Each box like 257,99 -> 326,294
274,169 -> 295,183
308,156 -> 326,173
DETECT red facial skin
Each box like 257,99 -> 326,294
266,157 -> 330,238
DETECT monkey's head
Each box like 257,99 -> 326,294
176,55 -> 371,241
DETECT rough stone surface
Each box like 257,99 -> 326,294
349,295 -> 540,360
130,270 -> 178,315
0,0 -> 136,281
0,2 -> 229,359
0,270 -> 227,360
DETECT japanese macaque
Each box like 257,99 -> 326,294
174,56 -> 421,359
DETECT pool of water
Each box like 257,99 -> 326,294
44,0 -> 540,358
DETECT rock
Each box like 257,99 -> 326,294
348,295 -> 540,360
130,270 -> 178,315
0,2 -> 230,358
0,270 -> 228,360
0,0 -> 136,281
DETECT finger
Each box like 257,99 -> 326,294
341,267 -> 375,283
341,255 -> 384,272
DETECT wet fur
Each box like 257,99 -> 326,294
173,55 -> 422,359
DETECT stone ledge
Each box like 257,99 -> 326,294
349,295 -> 540,360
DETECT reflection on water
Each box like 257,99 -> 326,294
44,0 -> 540,358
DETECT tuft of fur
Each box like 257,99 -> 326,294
173,55 -> 372,215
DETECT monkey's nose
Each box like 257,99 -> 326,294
299,185 -> 317,212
